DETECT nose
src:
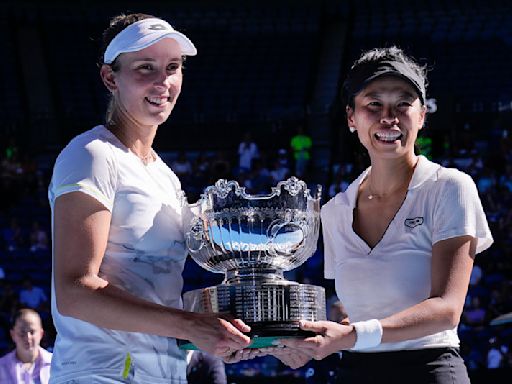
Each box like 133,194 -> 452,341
380,107 -> 399,126
154,70 -> 172,88
19,333 -> 31,345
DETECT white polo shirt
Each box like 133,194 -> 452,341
322,155 -> 493,352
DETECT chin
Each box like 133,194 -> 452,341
150,110 -> 174,126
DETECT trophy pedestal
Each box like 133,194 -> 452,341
180,274 -> 326,349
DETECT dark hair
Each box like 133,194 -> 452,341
98,13 -> 155,71
10,308 -> 41,329
343,46 -> 428,109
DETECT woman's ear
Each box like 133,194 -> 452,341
346,105 -> 355,128
100,64 -> 117,93
418,105 -> 427,130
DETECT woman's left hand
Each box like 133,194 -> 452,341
278,320 -> 356,360
222,348 -> 265,364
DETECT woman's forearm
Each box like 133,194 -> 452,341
380,296 -> 461,343
55,273 -> 192,340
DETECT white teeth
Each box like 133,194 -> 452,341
147,97 -> 167,105
375,131 -> 402,141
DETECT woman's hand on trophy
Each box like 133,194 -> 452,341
222,347 -> 266,363
186,313 -> 252,357
277,320 -> 356,360
263,346 -> 311,369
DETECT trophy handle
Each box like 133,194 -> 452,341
186,217 -> 206,253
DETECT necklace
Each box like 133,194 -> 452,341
367,183 -> 377,200
366,175 -> 409,200
132,148 -> 155,165
107,124 -> 155,165
366,158 -> 418,200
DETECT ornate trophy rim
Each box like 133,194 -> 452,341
201,176 -> 322,201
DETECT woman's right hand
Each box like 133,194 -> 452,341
185,313 -> 251,357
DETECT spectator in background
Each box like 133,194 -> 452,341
171,150 -> 193,180
2,218 -> 25,252
18,278 -> 48,313
498,164 -> 512,193
0,308 -> 52,383
328,168 -> 350,198
290,125 -> 312,177
269,150 -> 290,184
487,337 -> 508,369
0,152 -> 23,179
210,150 -> 233,182
29,221 -> 48,253
476,167 -> 496,194
187,350 -> 227,384
238,132 -> 259,174
193,151 -> 210,177
469,263 -> 483,288
0,283 -> 18,329
463,297 -> 487,329
276,148 -> 290,169
248,158 -> 272,194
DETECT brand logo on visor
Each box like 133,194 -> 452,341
148,24 -> 168,31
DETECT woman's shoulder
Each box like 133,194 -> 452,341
435,163 -> 475,187
321,190 -> 351,221
57,125 -> 117,163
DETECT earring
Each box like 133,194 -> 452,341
349,126 -> 356,133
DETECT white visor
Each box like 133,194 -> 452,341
103,18 -> 197,64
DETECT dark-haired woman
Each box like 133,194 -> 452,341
273,46 -> 493,383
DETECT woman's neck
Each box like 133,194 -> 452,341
108,109 -> 157,159
366,155 -> 418,197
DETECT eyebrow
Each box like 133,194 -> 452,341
363,90 -> 416,99
132,57 -> 183,63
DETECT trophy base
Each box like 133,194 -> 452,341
179,329 -> 317,350
180,280 -> 326,350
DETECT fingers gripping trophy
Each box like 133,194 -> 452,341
181,177 -> 326,349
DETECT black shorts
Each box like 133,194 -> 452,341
337,347 -> 470,384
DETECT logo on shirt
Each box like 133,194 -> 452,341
405,217 -> 424,228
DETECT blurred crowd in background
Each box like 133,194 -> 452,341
1,120 -> 511,380
1,0 -> 511,382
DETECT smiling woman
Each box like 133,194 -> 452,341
268,47 -> 493,384
47,13 -> 250,384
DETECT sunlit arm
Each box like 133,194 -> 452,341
53,192 -> 250,355
380,235 -> 476,343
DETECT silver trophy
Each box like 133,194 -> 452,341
181,177 -> 326,349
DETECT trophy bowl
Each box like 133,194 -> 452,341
181,177 -> 326,349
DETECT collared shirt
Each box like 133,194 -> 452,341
0,347 -> 52,384
321,156 -> 493,352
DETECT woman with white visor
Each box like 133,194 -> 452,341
48,13 -> 250,383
